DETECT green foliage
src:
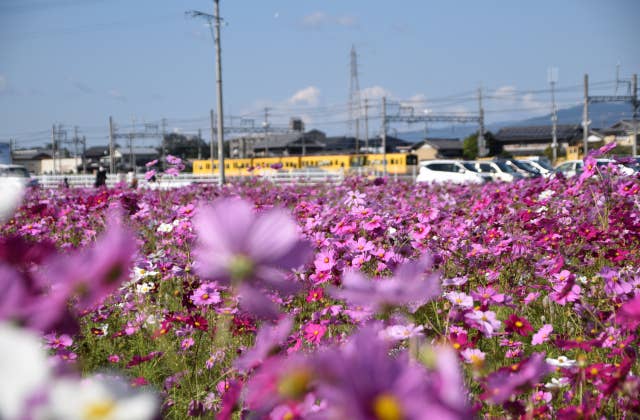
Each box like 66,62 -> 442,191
462,133 -> 478,160
162,133 -> 210,160
462,131 -> 502,160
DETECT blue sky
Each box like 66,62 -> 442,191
1,0 -> 639,148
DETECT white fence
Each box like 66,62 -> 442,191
34,170 -> 346,189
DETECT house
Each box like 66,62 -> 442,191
600,120 -> 639,148
12,148 -> 53,174
84,146 -> 123,172
493,125 -> 584,156
121,147 -> 160,170
230,130 -> 326,158
406,138 -> 463,160
320,135 -> 411,154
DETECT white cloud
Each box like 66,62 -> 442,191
336,15 -> 357,27
301,11 -> 357,29
108,89 -> 126,102
522,93 -> 546,111
361,85 -> 393,100
288,86 -> 320,106
493,85 -> 517,99
399,93 -> 427,109
301,11 -> 328,28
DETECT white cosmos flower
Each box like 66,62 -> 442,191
379,323 -> 424,341
0,322 -> 51,419
156,222 -> 174,233
47,374 -> 158,420
545,377 -> 571,389
136,282 -> 155,295
546,355 -> 576,368
538,189 -> 555,200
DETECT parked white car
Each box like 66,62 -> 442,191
469,161 -> 523,182
0,164 -> 38,187
554,159 -> 635,178
416,160 -> 487,184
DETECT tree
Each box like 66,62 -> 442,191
162,133 -> 209,160
462,133 -> 478,160
462,131 -> 502,160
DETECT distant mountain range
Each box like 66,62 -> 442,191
397,103 -> 635,143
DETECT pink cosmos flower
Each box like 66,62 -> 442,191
600,266 -> 633,296
314,249 -> 335,272
303,323 -> 326,345
144,169 -> 157,181
193,198 -> 312,319
461,348 -> 486,366
549,272 -> 581,305
181,337 -> 195,350
190,282 -> 222,306
532,324 -> 553,345
44,333 -> 73,349
108,354 -> 120,363
305,288 -> 323,303
330,254 -> 440,314
465,310 -> 502,338
483,353 -> 552,404
234,317 -> 293,372
445,291 -> 473,309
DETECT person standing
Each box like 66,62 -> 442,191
95,166 -> 107,188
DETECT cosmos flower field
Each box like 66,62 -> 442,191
2,154 -> 640,419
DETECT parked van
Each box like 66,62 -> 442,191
416,160 -> 487,184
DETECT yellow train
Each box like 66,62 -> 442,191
192,153 -> 418,176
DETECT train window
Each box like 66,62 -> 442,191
406,155 -> 418,165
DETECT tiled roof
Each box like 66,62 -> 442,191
494,125 -> 582,143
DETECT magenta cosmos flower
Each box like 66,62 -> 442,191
193,198 -> 312,318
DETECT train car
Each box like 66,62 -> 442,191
192,159 -> 252,176
192,152 -> 418,177
365,153 -> 418,175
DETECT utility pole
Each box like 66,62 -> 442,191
160,118 -> 167,165
82,136 -> 87,174
213,0 -> 225,185
263,107 -> 270,156
129,117 -> 136,174
381,96 -> 387,177
187,1 -> 225,185
364,98 -> 369,152
587,72 -> 637,156
73,126 -> 80,173
549,67 -> 559,163
477,88 -> 488,157
632,74 -> 638,156
51,124 -> 56,175
109,116 -> 115,173
583,74 -> 590,157
210,109 -> 216,163
198,128 -> 202,159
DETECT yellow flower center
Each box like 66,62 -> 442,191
202,293 -> 209,300
83,400 -> 116,420
372,393 -> 403,420
277,369 -> 312,400
228,255 -> 255,282
515,321 -> 523,328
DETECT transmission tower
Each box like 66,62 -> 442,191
348,45 -> 362,148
